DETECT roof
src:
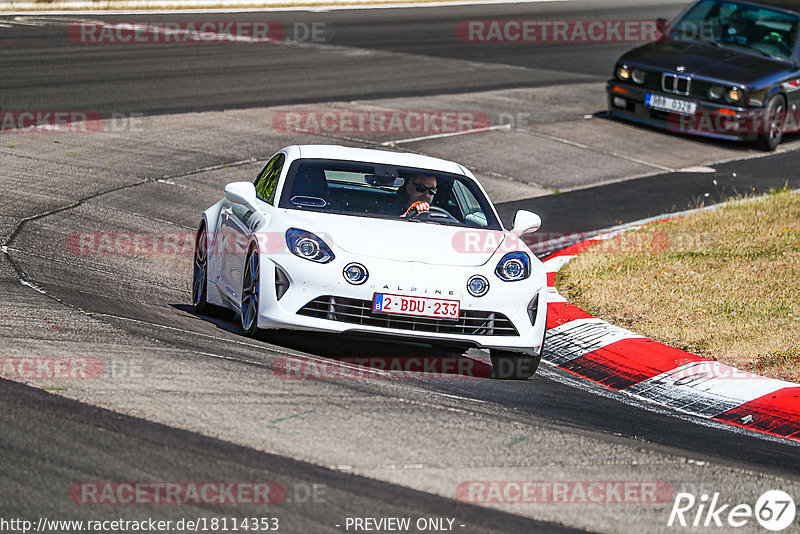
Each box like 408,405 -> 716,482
283,145 -> 467,176
733,0 -> 800,14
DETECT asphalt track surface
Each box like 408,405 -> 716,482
2,2 -> 800,533
1,2 -> 686,114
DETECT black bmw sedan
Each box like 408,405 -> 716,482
607,0 -> 800,150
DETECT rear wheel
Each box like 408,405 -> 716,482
490,349 -> 541,380
241,245 -> 260,337
192,222 -> 233,319
192,223 -> 213,315
757,94 -> 785,151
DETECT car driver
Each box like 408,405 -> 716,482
400,174 -> 438,218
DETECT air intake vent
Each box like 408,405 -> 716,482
297,296 -> 519,336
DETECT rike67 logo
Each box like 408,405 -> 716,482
668,490 -> 796,531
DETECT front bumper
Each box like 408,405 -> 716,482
255,252 -> 547,355
606,80 -> 761,142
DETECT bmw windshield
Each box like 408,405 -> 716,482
669,0 -> 800,61
277,158 -> 503,230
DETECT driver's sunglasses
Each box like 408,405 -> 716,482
414,184 -> 437,195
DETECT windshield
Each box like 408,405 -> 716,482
669,0 -> 799,60
277,158 -> 502,230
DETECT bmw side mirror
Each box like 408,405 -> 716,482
512,210 -> 541,235
224,182 -> 257,207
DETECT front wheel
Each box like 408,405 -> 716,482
757,95 -> 785,151
490,349 -> 541,380
241,244 -> 261,337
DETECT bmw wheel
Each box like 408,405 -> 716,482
757,94 -> 785,151
241,244 -> 260,337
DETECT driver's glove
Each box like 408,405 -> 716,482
403,201 -> 430,218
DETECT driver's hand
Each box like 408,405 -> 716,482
403,201 -> 430,218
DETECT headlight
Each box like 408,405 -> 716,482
343,262 -> 368,285
467,275 -> 489,297
631,69 -> 645,84
727,87 -> 742,103
285,228 -> 334,263
495,252 -> 531,282
708,85 -> 724,100
617,65 -> 631,80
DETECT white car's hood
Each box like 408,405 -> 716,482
284,211 -> 507,267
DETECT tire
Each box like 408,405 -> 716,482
757,94 -> 785,151
240,244 -> 261,337
192,222 -> 233,319
490,349 -> 542,380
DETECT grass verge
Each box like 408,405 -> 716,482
556,189 -> 800,382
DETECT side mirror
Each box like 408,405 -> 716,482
224,182 -> 257,207
512,210 -> 541,235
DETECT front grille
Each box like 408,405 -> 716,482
297,296 -> 519,336
636,70 -> 714,101
662,73 -> 691,95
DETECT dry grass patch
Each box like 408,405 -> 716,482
557,190 -> 800,382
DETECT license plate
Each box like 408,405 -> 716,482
646,93 -> 696,114
372,293 -> 460,320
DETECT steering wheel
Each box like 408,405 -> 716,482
408,205 -> 460,222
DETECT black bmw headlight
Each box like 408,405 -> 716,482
285,228 -> 334,263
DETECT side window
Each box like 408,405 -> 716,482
254,153 -> 285,205
452,180 -> 488,227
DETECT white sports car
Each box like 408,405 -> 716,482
192,145 -> 547,379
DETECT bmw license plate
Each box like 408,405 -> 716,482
373,293 -> 460,320
646,93 -> 696,114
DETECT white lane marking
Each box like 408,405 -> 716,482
20,279 -> 47,294
546,286 -> 566,303
544,318 -> 643,366
543,255 -> 574,272
381,124 -> 510,147
9,16 -> 46,25
679,165 -> 716,173
627,362 -> 797,418
519,127 -> 674,172
5,0 -> 571,16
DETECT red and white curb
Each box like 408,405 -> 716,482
543,234 -> 800,443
